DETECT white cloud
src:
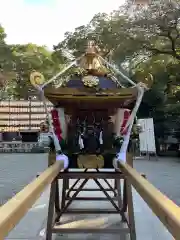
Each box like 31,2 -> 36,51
0,0 -> 125,48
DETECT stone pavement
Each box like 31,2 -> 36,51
6,178 -> 172,240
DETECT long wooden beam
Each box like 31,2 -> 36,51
0,161 -> 63,240
118,162 -> 180,240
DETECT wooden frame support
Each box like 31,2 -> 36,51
46,153 -> 136,240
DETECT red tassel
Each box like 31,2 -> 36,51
51,109 -> 62,140
121,110 -> 130,135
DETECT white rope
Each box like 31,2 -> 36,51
33,88 -> 69,169
99,55 -> 137,87
40,50 -> 138,90
39,90 -> 61,152
111,75 -> 125,88
114,86 -> 144,165
99,131 -> 103,145
41,55 -> 84,89
98,55 -> 146,158
124,85 -> 144,131
78,134 -> 84,149
41,60 -> 76,89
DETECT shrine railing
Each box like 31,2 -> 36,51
0,161 -> 180,239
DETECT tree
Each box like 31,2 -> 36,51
53,1 -> 180,142
130,0 -> 180,59
2,43 -> 63,99
54,11 -> 142,65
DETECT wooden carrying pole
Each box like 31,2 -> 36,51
118,162 -> 180,240
0,161 -> 64,240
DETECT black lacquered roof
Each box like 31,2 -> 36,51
66,76 -> 118,89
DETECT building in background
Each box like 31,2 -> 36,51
0,100 -> 52,142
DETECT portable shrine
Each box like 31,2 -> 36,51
30,40 -> 151,239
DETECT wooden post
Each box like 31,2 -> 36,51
126,153 -> 136,240
48,149 -> 61,216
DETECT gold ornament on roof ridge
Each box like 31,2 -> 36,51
79,40 -> 108,77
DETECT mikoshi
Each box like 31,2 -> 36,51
30,40 -> 152,169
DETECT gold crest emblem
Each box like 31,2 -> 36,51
82,75 -> 99,88
30,71 -> 45,88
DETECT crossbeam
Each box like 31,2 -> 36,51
118,162 -> 180,240
0,161 -> 64,240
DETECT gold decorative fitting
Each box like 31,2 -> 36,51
136,72 -> 153,90
30,71 -> 45,88
77,154 -> 104,168
82,75 -> 99,87
79,40 -> 108,76
85,40 -> 101,55
144,73 -> 153,89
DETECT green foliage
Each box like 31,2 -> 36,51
0,39 -> 63,99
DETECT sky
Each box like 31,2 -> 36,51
0,0 -> 125,49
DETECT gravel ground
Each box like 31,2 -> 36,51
0,153 -> 48,205
0,154 -> 180,206
134,156 -> 180,206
